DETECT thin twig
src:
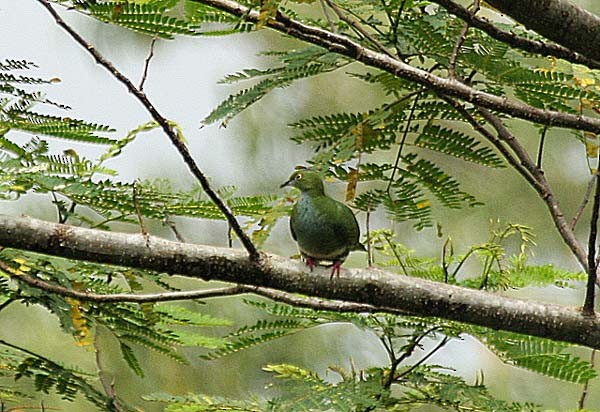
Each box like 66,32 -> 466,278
10,273 -> 245,304
476,107 -> 588,269
94,329 -> 124,412
36,0 -> 260,261
449,0 -> 479,78
163,216 -> 186,242
583,169 -> 600,315
323,0 -> 394,58
139,37 -> 157,90
442,237 -> 451,283
386,92 -> 421,192
571,175 -> 597,231
536,125 -> 548,168
394,336 -> 450,380
448,23 -> 470,79
578,349 -> 596,409
366,207 -> 372,266
391,0 -> 407,58
383,235 -> 409,276
438,94 -> 587,270
51,191 -> 75,224
319,0 -> 336,33
245,284 -> 395,313
384,326 -> 441,388
132,181 -> 148,240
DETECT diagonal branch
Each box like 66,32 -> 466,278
483,0 -> 600,63
36,0 -> 260,261
0,214 -> 599,350
191,0 -> 600,135
448,0 -> 480,79
430,0 -> 600,69
437,94 -> 587,270
323,0 -> 394,58
476,108 -> 588,270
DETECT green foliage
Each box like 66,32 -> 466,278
0,248 -> 232,385
144,392 -> 262,411
72,0 -> 199,38
203,47 -> 349,126
3,0 -> 599,411
185,0 -> 257,34
0,124 -> 277,226
0,60 -> 115,144
397,365 -> 538,412
0,343 -> 116,410
151,361 -> 540,411
196,0 -> 599,232
415,124 -> 505,167
474,330 -> 597,384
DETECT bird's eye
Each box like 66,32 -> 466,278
295,173 -> 303,180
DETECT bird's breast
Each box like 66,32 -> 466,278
291,196 -> 350,259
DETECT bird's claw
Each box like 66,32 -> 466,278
330,261 -> 342,280
304,256 -> 316,272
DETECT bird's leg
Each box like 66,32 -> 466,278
330,260 -> 342,279
304,256 -> 317,272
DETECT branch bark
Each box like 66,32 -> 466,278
1,214 -> 599,350
190,0 -> 600,135
430,0 -> 600,69
485,0 -> 600,63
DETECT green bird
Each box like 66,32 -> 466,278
280,170 -> 366,278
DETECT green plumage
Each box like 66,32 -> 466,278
281,170 -> 365,277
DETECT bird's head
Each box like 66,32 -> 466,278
280,170 -> 325,194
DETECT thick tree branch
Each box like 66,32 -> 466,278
430,0 -> 600,69
36,0 -> 260,261
484,0 -> 600,63
1,214 -> 599,350
190,0 -> 600,135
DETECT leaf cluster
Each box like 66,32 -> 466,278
199,1 -> 600,230
0,250 -> 236,406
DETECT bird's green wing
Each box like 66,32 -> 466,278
331,199 -> 360,247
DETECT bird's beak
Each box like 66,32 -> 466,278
280,179 -> 292,188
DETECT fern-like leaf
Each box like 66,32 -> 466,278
415,124 -> 504,167
475,330 -> 597,384
77,1 -> 198,38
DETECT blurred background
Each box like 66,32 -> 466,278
1,0 -> 600,410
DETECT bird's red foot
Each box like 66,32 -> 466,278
304,256 -> 316,272
330,261 -> 342,279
